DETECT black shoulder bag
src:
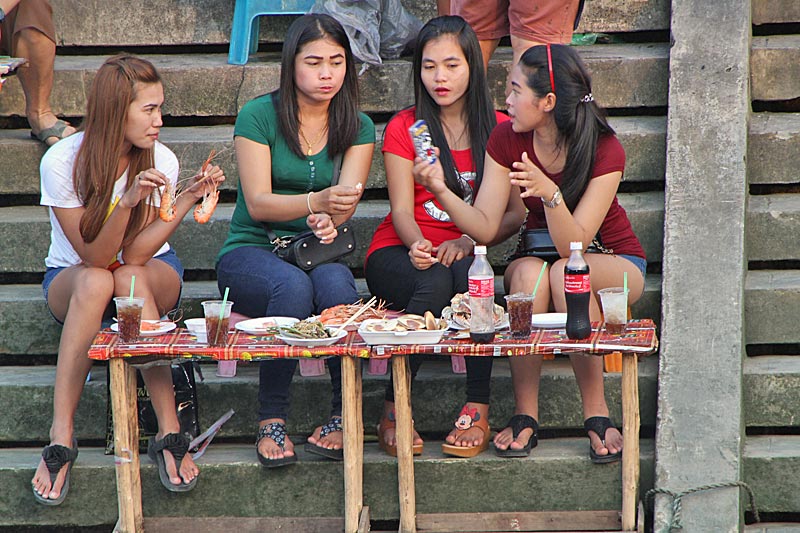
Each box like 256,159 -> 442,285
264,154 -> 356,271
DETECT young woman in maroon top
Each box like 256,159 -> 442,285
414,44 -> 646,462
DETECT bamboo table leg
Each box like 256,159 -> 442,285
109,358 -> 144,533
342,356 -> 363,533
621,353 -> 640,531
392,354 -> 416,533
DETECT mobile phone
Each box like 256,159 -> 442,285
408,119 -> 437,165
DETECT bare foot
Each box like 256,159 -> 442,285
154,433 -> 199,486
445,402 -> 489,448
29,112 -> 77,146
493,424 -> 535,452
588,426 -> 623,458
380,423 -> 424,449
257,420 -> 295,461
31,451 -> 70,501
307,418 -> 343,451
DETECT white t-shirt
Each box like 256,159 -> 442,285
40,132 -> 179,268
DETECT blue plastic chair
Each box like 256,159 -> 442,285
228,0 -> 315,65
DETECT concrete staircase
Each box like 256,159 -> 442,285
0,0 -> 798,530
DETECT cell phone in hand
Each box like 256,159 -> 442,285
408,119 -> 437,165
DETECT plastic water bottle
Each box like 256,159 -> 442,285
564,241 -> 592,340
468,245 -> 495,343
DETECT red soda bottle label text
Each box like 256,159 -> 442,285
468,277 -> 494,298
564,273 -> 590,293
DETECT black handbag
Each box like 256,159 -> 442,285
265,154 -> 356,271
512,228 -> 605,263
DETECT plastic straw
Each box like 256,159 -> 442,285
623,271 -> 628,294
215,287 -> 230,345
532,261 -> 548,298
129,275 -> 136,301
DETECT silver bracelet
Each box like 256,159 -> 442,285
306,191 -> 315,215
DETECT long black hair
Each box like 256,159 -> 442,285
412,15 -> 497,198
274,14 -> 360,159
519,44 -> 615,211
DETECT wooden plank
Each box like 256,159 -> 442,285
416,510 -> 622,532
358,506 -> 371,533
110,359 -> 143,533
393,354 -> 416,533
343,356 -> 364,533
144,516 -> 344,532
621,354 -> 641,531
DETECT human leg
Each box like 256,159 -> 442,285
217,247 -> 315,463
7,0 -> 76,144
450,0 -> 508,71
32,265 -> 113,502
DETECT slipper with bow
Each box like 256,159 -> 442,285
33,438 -> 79,506
148,433 -> 197,492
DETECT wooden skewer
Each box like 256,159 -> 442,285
332,296 -> 377,337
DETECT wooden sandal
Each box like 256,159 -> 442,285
377,410 -> 423,457
441,405 -> 490,458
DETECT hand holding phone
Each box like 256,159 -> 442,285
408,119 -> 437,165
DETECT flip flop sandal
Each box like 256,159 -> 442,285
33,438 -> 79,506
30,119 -> 72,145
495,414 -> 538,458
305,416 -> 344,461
584,416 -> 623,464
148,433 -> 198,492
377,409 -> 423,457
441,405 -> 491,458
256,422 -> 297,468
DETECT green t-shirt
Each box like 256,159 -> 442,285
217,93 -> 375,261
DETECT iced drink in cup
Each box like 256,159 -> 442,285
114,297 -> 145,343
598,287 -> 629,335
505,293 -> 534,339
202,300 -> 233,347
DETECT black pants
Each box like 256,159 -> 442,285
365,245 -> 493,404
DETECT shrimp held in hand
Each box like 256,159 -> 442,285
193,150 -> 219,224
159,180 -> 177,222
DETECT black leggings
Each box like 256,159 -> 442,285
365,245 -> 493,405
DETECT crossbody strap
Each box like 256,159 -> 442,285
265,153 -> 343,245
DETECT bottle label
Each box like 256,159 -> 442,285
564,273 -> 590,293
468,277 -> 494,298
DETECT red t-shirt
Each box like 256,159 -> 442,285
366,108 -> 510,260
486,121 -> 645,259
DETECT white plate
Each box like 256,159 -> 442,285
111,320 -> 176,337
276,328 -> 347,347
358,319 -> 447,345
447,313 -> 509,331
235,316 -> 299,334
532,313 -> 567,329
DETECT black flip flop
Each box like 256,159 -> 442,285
256,422 -> 298,468
33,438 -> 79,506
148,433 -> 198,492
584,416 -> 623,464
495,414 -> 538,458
305,416 -> 344,461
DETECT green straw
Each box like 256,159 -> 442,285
129,275 -> 136,301
532,261 -> 548,299
623,271 -> 628,294
215,287 -> 230,345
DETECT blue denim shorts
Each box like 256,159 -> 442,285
617,254 -> 647,277
42,248 -> 184,325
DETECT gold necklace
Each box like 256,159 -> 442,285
299,125 -> 328,156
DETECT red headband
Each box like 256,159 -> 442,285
546,43 -> 556,94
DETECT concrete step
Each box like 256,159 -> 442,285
0,192 -> 666,274
0,44 -> 670,120
749,113 -> 800,185
745,356 -> 800,427
746,271 -> 800,344
48,0 -> 670,47
751,35 -> 800,102
0,438 -> 656,527
0,115 -> 669,196
0,358 -> 659,443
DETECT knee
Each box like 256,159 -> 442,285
113,265 -> 147,296
73,268 -> 114,302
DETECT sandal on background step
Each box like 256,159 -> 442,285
584,416 -> 623,464
305,416 -> 344,461
377,409 -> 423,457
441,404 -> 490,458
256,422 -> 297,468
33,438 -> 79,506
148,433 -> 197,491
495,414 -> 538,458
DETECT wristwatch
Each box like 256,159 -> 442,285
542,188 -> 562,209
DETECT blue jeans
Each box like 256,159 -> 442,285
216,245 -> 358,422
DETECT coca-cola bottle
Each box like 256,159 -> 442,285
564,241 -> 592,340
468,245 -> 495,343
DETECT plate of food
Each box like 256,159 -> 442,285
441,293 -> 508,330
275,320 -> 348,347
111,320 -> 176,337
235,316 -> 299,335
358,312 -> 448,345
532,313 -> 567,329
317,300 -> 389,327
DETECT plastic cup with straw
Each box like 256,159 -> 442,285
532,261 -> 547,300
114,275 -> 144,343
214,287 -> 230,346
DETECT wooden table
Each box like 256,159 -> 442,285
88,328 -> 377,533
372,319 -> 659,533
